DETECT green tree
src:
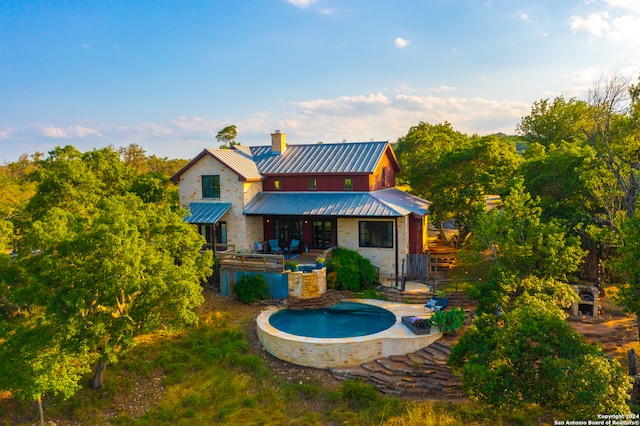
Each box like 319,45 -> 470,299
216,125 -> 240,149
465,182 -> 584,314
0,306 -> 91,426
426,134 -> 521,244
614,213 -> 640,339
449,297 -> 631,417
14,194 -> 211,389
516,96 -> 590,148
394,122 -> 469,239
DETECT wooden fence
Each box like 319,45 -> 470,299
405,253 -> 431,282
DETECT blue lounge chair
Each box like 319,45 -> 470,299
284,239 -> 300,257
268,239 -> 282,254
425,296 -> 449,313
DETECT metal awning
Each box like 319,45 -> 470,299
184,202 -> 232,224
243,189 -> 428,217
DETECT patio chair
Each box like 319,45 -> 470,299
425,296 -> 449,313
285,239 -> 300,256
268,239 -> 282,254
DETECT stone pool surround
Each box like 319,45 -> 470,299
256,299 -> 442,368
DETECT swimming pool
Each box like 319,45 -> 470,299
257,299 -> 443,368
268,302 -> 396,338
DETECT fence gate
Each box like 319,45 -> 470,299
405,253 -> 431,282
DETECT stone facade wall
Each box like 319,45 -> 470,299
336,216 -> 409,278
287,268 -> 327,299
176,155 -> 264,252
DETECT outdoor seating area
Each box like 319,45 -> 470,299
424,296 -> 449,313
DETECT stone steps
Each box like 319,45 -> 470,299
330,341 -> 465,400
286,290 -> 352,309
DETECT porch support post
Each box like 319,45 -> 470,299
395,217 -> 399,288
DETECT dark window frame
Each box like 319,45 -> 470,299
359,221 -> 393,248
202,175 -> 221,198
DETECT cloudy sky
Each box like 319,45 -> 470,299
1,0 -> 639,163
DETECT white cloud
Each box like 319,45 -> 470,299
68,125 -> 101,138
608,15 -> 640,42
519,12 -> 532,22
571,13 -> 610,36
134,123 -> 174,137
285,0 -> 316,9
36,124 -> 101,139
0,129 -> 10,139
395,37 -> 410,48
286,92 -> 529,142
605,0 -> 640,13
572,68 -> 602,85
38,125 -> 67,138
432,85 -> 458,93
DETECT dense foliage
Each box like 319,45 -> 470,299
449,298 -> 631,417
327,246 -> 379,291
234,274 -> 270,304
0,145 -> 209,423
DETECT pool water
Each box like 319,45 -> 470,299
268,302 -> 396,338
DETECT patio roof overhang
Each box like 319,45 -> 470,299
184,202 -> 232,224
242,189 -> 429,217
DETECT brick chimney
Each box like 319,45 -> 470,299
271,130 -> 286,154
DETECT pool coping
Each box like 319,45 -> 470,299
256,299 -> 443,368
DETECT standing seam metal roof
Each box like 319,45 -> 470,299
242,189 -> 429,217
184,202 -> 232,224
248,141 -> 390,175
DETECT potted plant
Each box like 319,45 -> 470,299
315,255 -> 325,269
285,260 -> 299,272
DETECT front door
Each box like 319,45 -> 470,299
312,220 -> 333,249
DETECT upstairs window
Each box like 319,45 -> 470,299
274,179 -> 281,190
202,175 -> 220,198
381,167 -> 387,188
359,221 -> 393,248
344,178 -> 353,190
308,178 -> 317,190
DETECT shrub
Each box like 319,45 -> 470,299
327,247 -> 378,291
234,274 -> 270,304
431,307 -> 466,334
337,379 -> 380,410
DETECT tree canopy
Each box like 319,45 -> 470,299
0,145 -> 212,422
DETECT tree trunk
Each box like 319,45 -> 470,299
36,395 -> 44,426
437,222 -> 449,244
90,358 -> 107,390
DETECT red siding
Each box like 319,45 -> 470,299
408,215 -> 424,254
263,174 -> 370,191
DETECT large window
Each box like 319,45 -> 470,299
359,221 -> 393,248
202,175 -> 220,198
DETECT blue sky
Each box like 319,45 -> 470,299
1,0 -> 639,163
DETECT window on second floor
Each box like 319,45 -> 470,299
381,167 -> 387,188
202,175 -> 220,198
344,178 -> 353,190
308,178 -> 317,190
274,179 -> 281,190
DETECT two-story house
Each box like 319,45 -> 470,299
170,131 -> 430,279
